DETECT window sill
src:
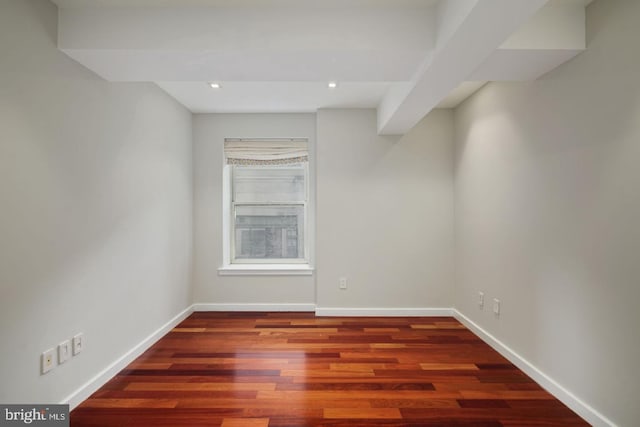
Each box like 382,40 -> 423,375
218,264 -> 314,276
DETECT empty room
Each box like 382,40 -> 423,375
0,0 -> 638,426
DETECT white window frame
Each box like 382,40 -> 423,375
220,144 -> 314,276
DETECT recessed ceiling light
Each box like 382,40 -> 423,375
328,81 -> 338,89
208,82 -> 221,89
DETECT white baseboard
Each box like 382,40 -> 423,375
315,307 -> 454,317
61,304 -> 195,410
193,303 -> 316,312
453,310 -> 615,427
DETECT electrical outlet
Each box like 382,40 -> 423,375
72,333 -> 84,356
339,277 -> 347,290
478,291 -> 484,308
493,298 -> 501,315
42,348 -> 54,374
58,340 -> 71,364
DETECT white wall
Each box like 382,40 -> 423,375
192,110 -> 455,312
454,0 -> 640,425
192,114 -> 316,306
0,0 -> 193,405
317,109 -> 454,310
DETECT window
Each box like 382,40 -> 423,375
232,164 -> 307,262
221,138 -> 312,272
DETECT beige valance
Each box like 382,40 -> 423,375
224,138 -> 308,165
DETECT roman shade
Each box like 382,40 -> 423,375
224,138 -> 308,165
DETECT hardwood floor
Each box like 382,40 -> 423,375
71,312 -> 589,426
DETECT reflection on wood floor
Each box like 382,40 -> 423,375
71,312 -> 589,426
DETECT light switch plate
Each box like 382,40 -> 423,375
58,340 -> 71,364
72,333 -> 84,356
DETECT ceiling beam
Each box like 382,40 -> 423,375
377,0 -> 549,135
57,3 -> 435,82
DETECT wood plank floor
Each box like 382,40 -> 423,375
71,312 -> 589,426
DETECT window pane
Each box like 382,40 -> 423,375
234,205 -> 304,259
233,165 -> 305,203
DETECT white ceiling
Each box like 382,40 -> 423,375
156,82 -> 392,113
52,0 -> 441,8
52,0 -> 591,134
